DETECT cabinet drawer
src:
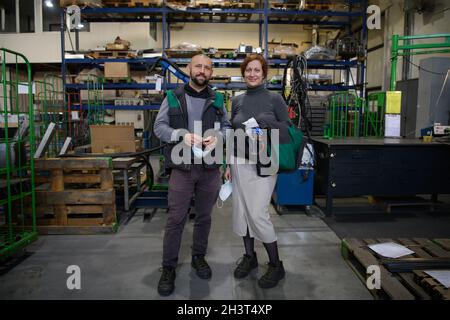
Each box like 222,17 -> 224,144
330,177 -> 379,196
331,148 -> 380,164
331,163 -> 380,178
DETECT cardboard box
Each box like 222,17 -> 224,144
104,62 -> 130,79
90,125 -> 136,153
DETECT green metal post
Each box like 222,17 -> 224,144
390,34 -> 399,91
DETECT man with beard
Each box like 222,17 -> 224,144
153,54 -> 231,296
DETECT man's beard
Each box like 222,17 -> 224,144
191,73 -> 210,86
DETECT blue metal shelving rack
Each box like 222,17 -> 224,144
61,0 -> 368,104
59,0 -> 367,210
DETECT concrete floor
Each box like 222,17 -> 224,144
0,200 -> 372,300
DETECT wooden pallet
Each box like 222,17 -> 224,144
103,77 -> 133,83
305,4 -> 332,11
230,2 -> 255,9
270,3 -> 332,11
88,50 -> 137,59
195,0 -> 231,8
413,270 -> 450,300
370,196 -> 436,213
101,0 -> 162,7
342,238 -> 450,300
269,53 -> 296,59
166,50 -> 203,58
31,158 -> 117,234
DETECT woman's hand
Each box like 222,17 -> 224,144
224,166 -> 232,181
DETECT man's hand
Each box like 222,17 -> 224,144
183,133 -> 203,147
203,135 -> 218,149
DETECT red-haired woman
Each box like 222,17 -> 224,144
224,54 -> 290,289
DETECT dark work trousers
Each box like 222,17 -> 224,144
162,165 -> 221,268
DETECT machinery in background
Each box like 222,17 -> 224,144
323,92 -> 363,139
273,54 -> 315,213
272,169 -> 314,214
420,123 -> 450,137
328,36 -> 365,60
390,34 -> 450,138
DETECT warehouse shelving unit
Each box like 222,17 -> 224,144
59,1 -> 368,204
61,0 -> 368,106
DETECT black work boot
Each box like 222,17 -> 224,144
191,255 -> 212,279
158,267 -> 176,296
258,261 -> 285,289
234,253 -> 258,279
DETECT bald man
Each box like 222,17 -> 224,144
154,54 -> 231,296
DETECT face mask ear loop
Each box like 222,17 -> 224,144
217,199 -> 224,209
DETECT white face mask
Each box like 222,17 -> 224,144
219,180 -> 232,201
217,180 -> 232,208
192,144 -> 213,158
192,144 -> 204,158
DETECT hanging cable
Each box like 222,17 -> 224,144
281,54 -> 315,167
282,54 -> 313,137
403,56 -> 449,76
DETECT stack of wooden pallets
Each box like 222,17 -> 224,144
342,238 -> 450,300
32,158 -> 118,234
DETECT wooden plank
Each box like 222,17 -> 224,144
66,205 -> 105,214
35,176 -> 50,184
102,204 -> 116,225
434,239 -> 450,251
51,169 -> 67,225
363,239 -> 378,245
35,158 -> 112,170
100,169 -> 114,190
34,205 -> 54,215
344,239 -> 415,300
35,206 -> 104,216
67,218 -> 105,226
414,238 -> 450,258
112,157 -> 137,169
398,238 -> 419,246
64,174 -> 102,184
397,238 -> 432,258
60,157 -> 112,170
36,218 -> 57,225
51,169 -> 64,191
38,189 -> 115,205
414,270 -> 450,300
397,273 -> 431,300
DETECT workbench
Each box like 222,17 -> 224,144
312,138 -> 450,216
